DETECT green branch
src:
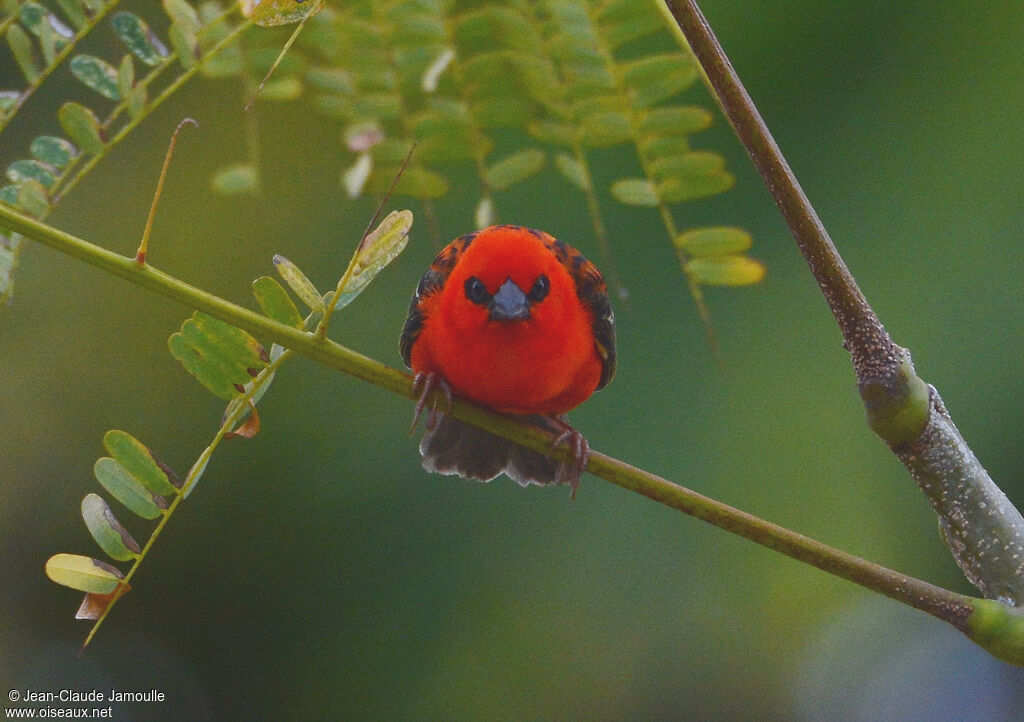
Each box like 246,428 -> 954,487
3,200 -> 1022,665
661,0 -> 1024,610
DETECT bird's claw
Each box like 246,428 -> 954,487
410,372 -> 453,433
548,416 -> 589,499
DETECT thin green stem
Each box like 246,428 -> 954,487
0,201 -> 977,633
136,118 -> 198,264
81,345 -> 294,651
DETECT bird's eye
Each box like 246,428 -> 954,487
464,276 -> 490,305
527,274 -> 549,303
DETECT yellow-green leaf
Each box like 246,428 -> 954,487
554,153 -> 590,191
685,255 -> 765,286
484,149 -> 545,191
55,0 -> 88,30
117,54 -> 135,102
45,553 -> 124,594
16,179 -> 50,217
252,276 -> 303,328
243,0 -> 324,27
657,171 -> 734,203
273,255 -> 324,312
622,54 -> 698,108
7,24 -> 40,83
58,102 -> 104,154
163,0 -> 200,31
259,76 -> 303,101
675,227 -> 753,258
168,22 -> 198,70
639,106 -> 713,137
211,163 -> 259,195
610,178 -> 658,207
333,209 -> 413,310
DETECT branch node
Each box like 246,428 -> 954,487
859,350 -> 930,446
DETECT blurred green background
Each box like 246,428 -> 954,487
2,1 -> 1023,719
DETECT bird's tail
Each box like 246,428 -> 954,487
418,413 -> 564,487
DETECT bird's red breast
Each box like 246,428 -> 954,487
400,225 -> 615,415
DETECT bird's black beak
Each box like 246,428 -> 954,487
488,278 -> 531,321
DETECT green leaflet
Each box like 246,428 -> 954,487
58,102 -> 104,154
528,120 -> 576,148
554,153 -> 590,191
103,430 -> 180,496
117,55 -> 134,101
8,23 -> 41,82
578,110 -> 632,148
675,227 -> 753,258
45,553 -> 125,594
168,21 -> 198,70
657,169 -> 734,203
16,179 -> 49,217
258,76 -> 303,101
211,163 -> 259,195
30,135 -> 77,169
332,209 -> 412,311
596,0 -> 663,49
70,54 -> 121,100
111,12 -> 169,66
246,0 -> 324,28
639,106 -> 713,138
81,493 -> 140,562
94,457 -> 166,520
162,0 -> 200,32
168,312 -> 270,400
19,2 -> 72,63
684,256 -> 766,287
621,54 -> 698,108
648,150 -> 726,182
273,255 -> 324,312
611,178 -> 658,207
54,0 -> 87,31
484,149 -> 546,192
252,276 -> 303,328
6,159 -> 56,188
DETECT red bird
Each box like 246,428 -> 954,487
400,225 -> 616,492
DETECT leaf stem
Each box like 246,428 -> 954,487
136,118 -> 198,264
